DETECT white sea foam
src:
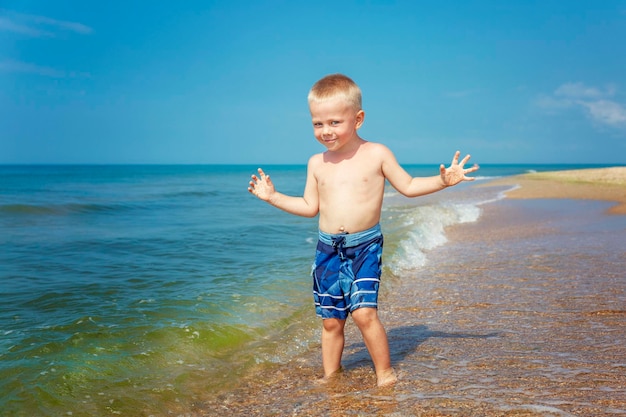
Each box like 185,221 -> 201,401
515,404 -> 576,416
473,175 -> 501,181
385,202 -> 482,274
475,184 -> 520,206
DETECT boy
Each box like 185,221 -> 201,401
248,74 -> 478,387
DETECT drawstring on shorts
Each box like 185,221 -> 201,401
331,234 -> 348,260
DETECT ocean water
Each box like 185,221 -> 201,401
0,163 -> 618,416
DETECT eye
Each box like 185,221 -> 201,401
313,122 -> 322,127
331,120 -> 340,126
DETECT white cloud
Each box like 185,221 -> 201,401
535,94 -> 574,111
0,10 -> 92,79
0,59 -> 90,78
0,16 -> 53,37
539,82 -> 626,128
29,13 -> 92,35
579,100 -> 626,126
554,82 -> 607,99
0,59 -> 66,77
0,9 -> 92,37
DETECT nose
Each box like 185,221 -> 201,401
322,124 -> 332,136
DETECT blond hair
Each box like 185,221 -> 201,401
308,74 -> 362,111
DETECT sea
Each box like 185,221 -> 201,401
0,163 -> 621,416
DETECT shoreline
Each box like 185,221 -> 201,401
195,167 -> 626,416
481,166 -> 626,214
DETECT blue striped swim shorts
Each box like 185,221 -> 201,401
312,224 -> 383,320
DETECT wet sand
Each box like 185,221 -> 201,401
484,166 -> 626,214
195,168 -> 626,416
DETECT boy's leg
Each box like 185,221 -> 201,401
321,317 -> 346,378
351,307 -> 397,386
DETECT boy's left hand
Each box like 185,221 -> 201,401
440,151 -> 479,186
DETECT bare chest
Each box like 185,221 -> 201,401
315,161 -> 383,194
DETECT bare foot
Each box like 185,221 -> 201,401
376,368 -> 397,387
315,367 -> 343,385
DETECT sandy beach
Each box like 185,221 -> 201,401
195,167 -> 626,417
483,167 -> 626,214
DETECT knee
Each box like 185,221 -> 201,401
322,318 -> 345,334
351,308 -> 379,329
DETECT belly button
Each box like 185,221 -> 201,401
339,226 -> 345,233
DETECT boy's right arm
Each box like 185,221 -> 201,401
248,161 -> 319,218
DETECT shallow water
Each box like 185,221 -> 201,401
198,198 -> 626,416
2,164 -> 624,416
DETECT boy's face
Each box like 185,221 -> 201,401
309,97 -> 364,153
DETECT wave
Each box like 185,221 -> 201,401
473,184 -> 520,206
156,190 -> 220,199
383,202 -> 483,275
0,202 -> 146,216
473,175 -> 503,181
382,179 -> 521,275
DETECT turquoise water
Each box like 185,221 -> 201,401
0,163 -> 619,416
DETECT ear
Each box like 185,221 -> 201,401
355,110 -> 365,129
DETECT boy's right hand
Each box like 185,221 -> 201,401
248,168 -> 275,201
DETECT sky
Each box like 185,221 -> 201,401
1,0 -> 626,165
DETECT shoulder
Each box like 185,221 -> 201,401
360,141 -> 395,158
308,152 -> 324,166
361,142 -> 403,175
307,153 -> 324,174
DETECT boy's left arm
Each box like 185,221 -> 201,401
439,150 -> 480,187
383,148 -> 479,197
